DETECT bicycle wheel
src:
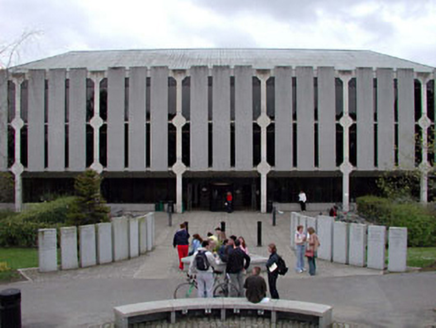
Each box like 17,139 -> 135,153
174,282 -> 197,299
213,282 -> 239,298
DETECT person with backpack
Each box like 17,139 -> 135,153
173,223 -> 190,270
266,243 -> 281,299
188,240 -> 220,298
226,239 -> 251,297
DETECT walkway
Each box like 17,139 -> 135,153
4,212 -> 436,328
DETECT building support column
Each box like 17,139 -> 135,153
89,72 -> 105,174
256,71 -> 271,213
417,73 -> 431,203
338,72 -> 353,212
11,75 -> 25,212
171,71 -> 187,213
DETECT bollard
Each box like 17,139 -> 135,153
272,206 -> 276,226
0,288 -> 21,328
184,221 -> 189,235
167,201 -> 174,227
168,211 -> 172,227
220,221 -> 226,232
257,221 -> 262,247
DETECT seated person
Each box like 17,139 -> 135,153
243,266 -> 267,303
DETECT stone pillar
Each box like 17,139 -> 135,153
89,72 -> 105,174
79,224 -> 97,268
338,72 -> 354,212
60,226 -> 79,270
97,222 -> 113,264
367,225 -> 386,270
417,73 -> 431,203
256,71 -> 271,213
388,227 -> 408,272
38,229 -> 58,272
11,75 -> 25,212
171,71 -> 187,213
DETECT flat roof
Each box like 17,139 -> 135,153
11,48 -> 434,73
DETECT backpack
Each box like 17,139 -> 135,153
277,255 -> 288,276
195,250 -> 210,271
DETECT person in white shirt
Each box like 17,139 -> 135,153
298,191 -> 307,212
188,240 -> 220,298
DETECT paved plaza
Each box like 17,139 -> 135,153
3,211 -> 436,327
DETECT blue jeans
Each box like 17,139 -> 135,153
295,244 -> 305,271
308,256 -> 316,276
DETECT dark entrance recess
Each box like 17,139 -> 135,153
185,178 -> 259,212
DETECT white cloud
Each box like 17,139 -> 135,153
0,0 -> 435,67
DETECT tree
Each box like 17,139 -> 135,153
67,169 -> 110,226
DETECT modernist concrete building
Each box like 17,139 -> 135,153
0,49 -> 434,213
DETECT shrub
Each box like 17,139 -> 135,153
357,196 -> 436,247
0,196 -> 76,247
67,170 -> 110,226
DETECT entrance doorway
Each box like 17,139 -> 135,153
185,178 -> 259,211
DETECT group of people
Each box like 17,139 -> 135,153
294,225 -> 320,276
173,223 -> 285,302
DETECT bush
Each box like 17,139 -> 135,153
67,170 -> 110,226
21,196 -> 76,224
357,196 -> 436,247
0,196 -> 76,247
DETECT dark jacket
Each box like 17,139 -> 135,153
173,229 -> 190,248
244,274 -> 267,303
226,247 -> 251,273
266,252 -> 279,276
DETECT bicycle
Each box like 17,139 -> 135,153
173,271 -> 239,299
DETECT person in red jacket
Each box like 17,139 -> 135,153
173,223 -> 190,270
226,191 -> 233,213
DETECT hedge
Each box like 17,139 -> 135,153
357,196 -> 436,247
0,196 -> 76,247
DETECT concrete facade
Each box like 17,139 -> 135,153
2,49 -> 435,213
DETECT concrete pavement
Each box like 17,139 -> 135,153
3,211 -> 436,328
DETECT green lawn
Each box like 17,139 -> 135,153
0,248 -> 38,282
407,247 -> 436,268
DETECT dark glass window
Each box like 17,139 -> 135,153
314,77 -> 318,121
349,124 -> 357,166
182,123 -> 190,166
349,78 -> 356,120
336,124 -> 343,166
168,123 -> 176,167
182,77 -> 190,120
99,124 -> 107,167
100,79 -> 108,121
267,123 -> 274,166
21,125 -> 28,168
208,122 -> 213,167
292,77 -> 297,121
85,124 -> 93,167
208,77 -> 212,121
414,79 -> 421,122
7,81 -> 15,123
314,123 -> 319,167
293,123 -> 297,167
252,77 -> 261,120
86,78 -> 94,122
267,77 -> 275,120
21,80 -> 28,123
427,80 -> 434,122
124,78 -> 129,122
168,77 -> 176,120
7,126 -> 14,167
335,78 -> 343,120
124,123 -> 128,168
253,123 -> 261,166
65,79 -> 69,123
230,122 -> 235,167
230,76 -> 235,121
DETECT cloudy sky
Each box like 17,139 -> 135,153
1,0 -> 435,68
